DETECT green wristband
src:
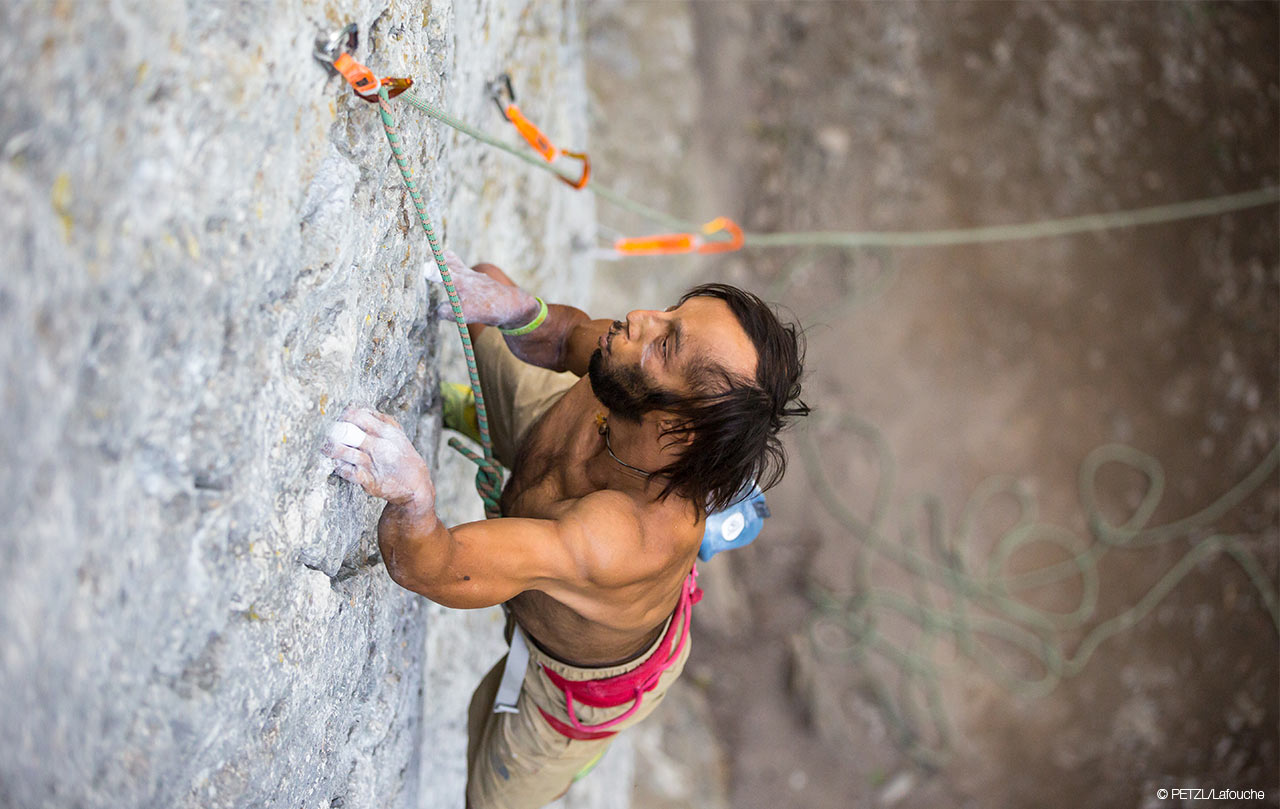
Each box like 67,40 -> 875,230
499,296 -> 548,336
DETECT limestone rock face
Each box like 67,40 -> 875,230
0,1 -> 594,807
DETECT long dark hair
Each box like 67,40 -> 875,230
634,283 -> 810,512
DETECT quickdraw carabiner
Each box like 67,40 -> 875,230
614,217 -> 745,256
486,73 -> 591,190
314,23 -> 412,102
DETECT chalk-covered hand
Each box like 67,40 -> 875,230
432,250 -> 540,329
324,407 -> 434,511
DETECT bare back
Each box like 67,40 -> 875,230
499,378 -> 703,666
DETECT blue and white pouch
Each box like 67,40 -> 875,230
699,482 -> 770,561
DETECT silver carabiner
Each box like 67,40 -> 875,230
485,73 -> 516,121
314,22 -> 358,72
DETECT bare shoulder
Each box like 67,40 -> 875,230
557,489 -> 702,588
556,490 -> 644,584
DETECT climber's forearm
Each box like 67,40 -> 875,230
377,499 -> 554,610
376,496 -> 457,596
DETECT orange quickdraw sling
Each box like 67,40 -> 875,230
488,73 -> 591,190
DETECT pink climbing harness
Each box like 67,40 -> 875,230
537,568 -> 703,741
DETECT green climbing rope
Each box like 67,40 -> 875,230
376,86 -> 503,517
396,90 -> 1280,251
800,411 -> 1280,767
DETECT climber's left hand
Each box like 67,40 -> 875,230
431,250 -> 541,328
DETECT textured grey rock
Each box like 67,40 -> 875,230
0,1 -> 598,807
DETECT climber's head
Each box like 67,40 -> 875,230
588,282 -> 809,511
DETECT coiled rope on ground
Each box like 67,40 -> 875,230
800,414 -> 1279,767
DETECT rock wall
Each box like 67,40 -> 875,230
0,1 -> 594,807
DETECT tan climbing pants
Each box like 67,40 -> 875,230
465,614 -> 691,809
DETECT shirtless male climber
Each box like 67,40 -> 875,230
324,251 -> 807,809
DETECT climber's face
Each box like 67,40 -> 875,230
588,295 -> 756,421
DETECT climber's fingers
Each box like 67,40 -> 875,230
324,442 -> 370,469
434,294 -> 461,322
428,253 -> 531,328
328,420 -> 367,448
326,437 -> 376,493
333,460 -> 371,489
371,410 -> 402,430
442,249 -> 470,277
342,406 -> 393,438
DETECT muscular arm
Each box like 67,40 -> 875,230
325,406 -> 642,615
378,490 -> 641,616
440,252 -> 612,376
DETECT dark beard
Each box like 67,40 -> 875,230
587,347 -> 661,423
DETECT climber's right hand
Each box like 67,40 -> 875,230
324,407 -> 435,513
430,250 -> 541,329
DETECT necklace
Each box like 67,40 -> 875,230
596,412 -> 653,478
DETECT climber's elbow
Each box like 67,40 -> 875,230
377,502 -> 454,596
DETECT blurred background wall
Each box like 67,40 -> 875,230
583,3 -> 1277,809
